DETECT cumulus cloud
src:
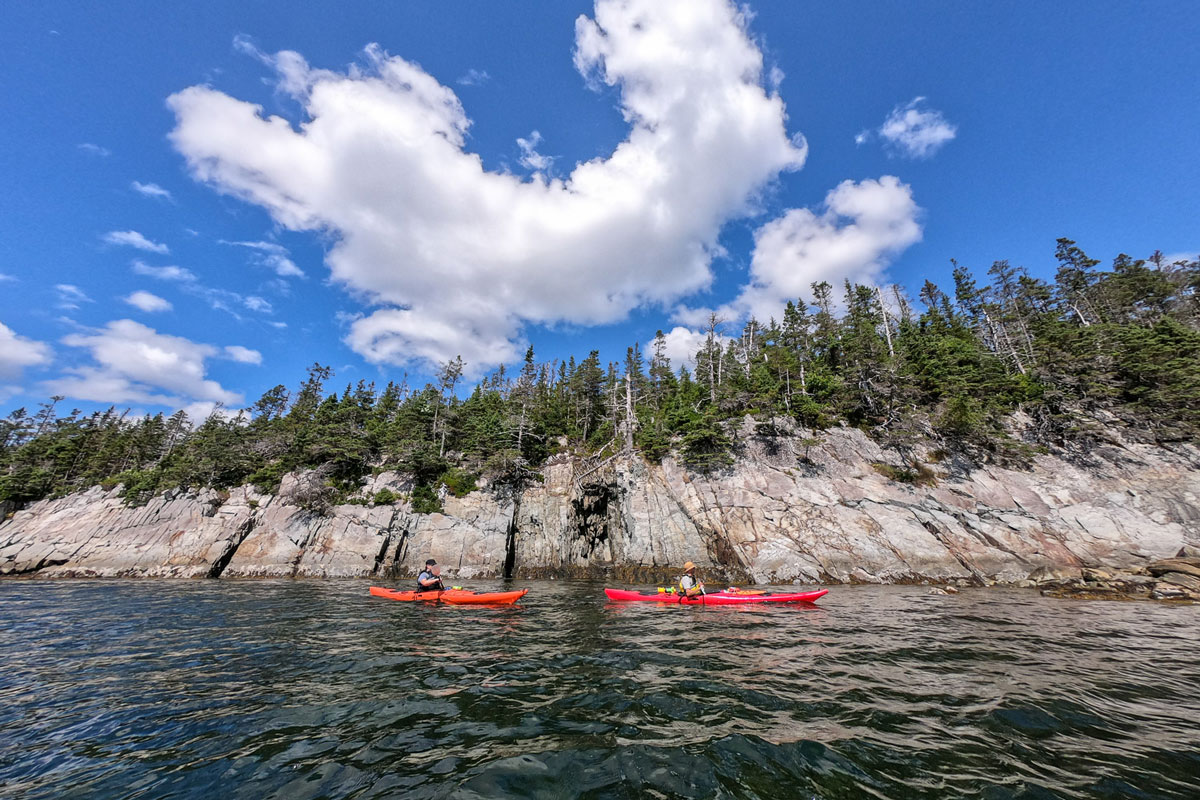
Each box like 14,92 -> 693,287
131,260 -> 197,282
0,321 -> 52,379
55,284 -> 93,310
243,296 -> 273,313
123,290 -> 173,312
871,97 -> 957,159
656,325 -> 732,372
131,181 -> 173,201
102,230 -> 170,254
45,319 -> 242,408
682,177 -> 922,326
219,240 -> 304,277
168,0 -> 806,373
223,345 -> 263,364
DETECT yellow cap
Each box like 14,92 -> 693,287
683,561 -> 696,571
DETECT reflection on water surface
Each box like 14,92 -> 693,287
0,580 -> 1196,798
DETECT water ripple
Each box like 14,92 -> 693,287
0,580 -> 1196,799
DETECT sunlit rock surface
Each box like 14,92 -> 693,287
3,426 -> 1197,589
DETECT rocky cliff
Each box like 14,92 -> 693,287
3,422 -> 1199,591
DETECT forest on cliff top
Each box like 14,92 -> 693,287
2,239 -> 1198,513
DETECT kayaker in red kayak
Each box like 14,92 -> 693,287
416,559 -> 445,593
679,561 -> 705,597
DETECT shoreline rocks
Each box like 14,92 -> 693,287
1,426 -> 1197,602
1033,556 -> 1200,602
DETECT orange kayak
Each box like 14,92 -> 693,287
368,586 -> 528,605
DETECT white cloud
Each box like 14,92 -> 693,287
123,290 -> 173,312
180,400 -> 236,422
223,345 -> 262,364
657,325 -> 731,372
873,97 -> 956,159
516,130 -> 554,172
1160,251 -> 1198,266
0,321 -> 52,379
131,181 -> 174,201
131,260 -> 197,282
219,240 -> 304,277
168,0 -> 806,373
457,68 -> 491,87
55,284 -> 93,310
102,230 -> 170,254
689,176 -> 922,325
78,142 -> 111,157
129,260 -> 275,318
0,273 -> 15,282
45,319 -> 242,408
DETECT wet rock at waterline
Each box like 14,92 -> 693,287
1036,558 -> 1200,601
2,428 -> 1197,597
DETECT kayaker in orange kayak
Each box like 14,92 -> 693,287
416,559 -> 445,592
679,561 -> 705,597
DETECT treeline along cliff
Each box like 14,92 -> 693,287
2,240 -> 1199,582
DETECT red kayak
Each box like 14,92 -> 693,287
604,587 -> 827,605
369,586 -> 528,605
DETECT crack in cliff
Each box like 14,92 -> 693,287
503,496 -> 520,580
206,510 -> 258,579
913,514 -> 986,583
571,484 -> 615,561
385,517 -> 411,579
370,509 -> 401,576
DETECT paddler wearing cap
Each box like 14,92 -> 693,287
416,558 -> 445,592
678,561 -> 705,597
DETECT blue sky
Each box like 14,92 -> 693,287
2,0 -> 1198,420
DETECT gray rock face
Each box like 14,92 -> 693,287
221,501 -> 401,578
0,485 -> 257,578
510,427 -> 1198,585
2,426 -> 1197,584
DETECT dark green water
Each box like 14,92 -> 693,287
0,580 -> 1196,799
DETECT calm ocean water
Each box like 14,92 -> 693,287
0,579 -> 1196,799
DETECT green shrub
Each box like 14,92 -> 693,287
792,396 -> 832,429
411,484 -> 443,514
871,462 -> 937,487
373,488 -> 399,505
247,461 -> 289,494
438,468 -> 477,498
115,468 -> 162,506
681,413 -> 733,474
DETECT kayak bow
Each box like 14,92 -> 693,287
369,586 -> 528,605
